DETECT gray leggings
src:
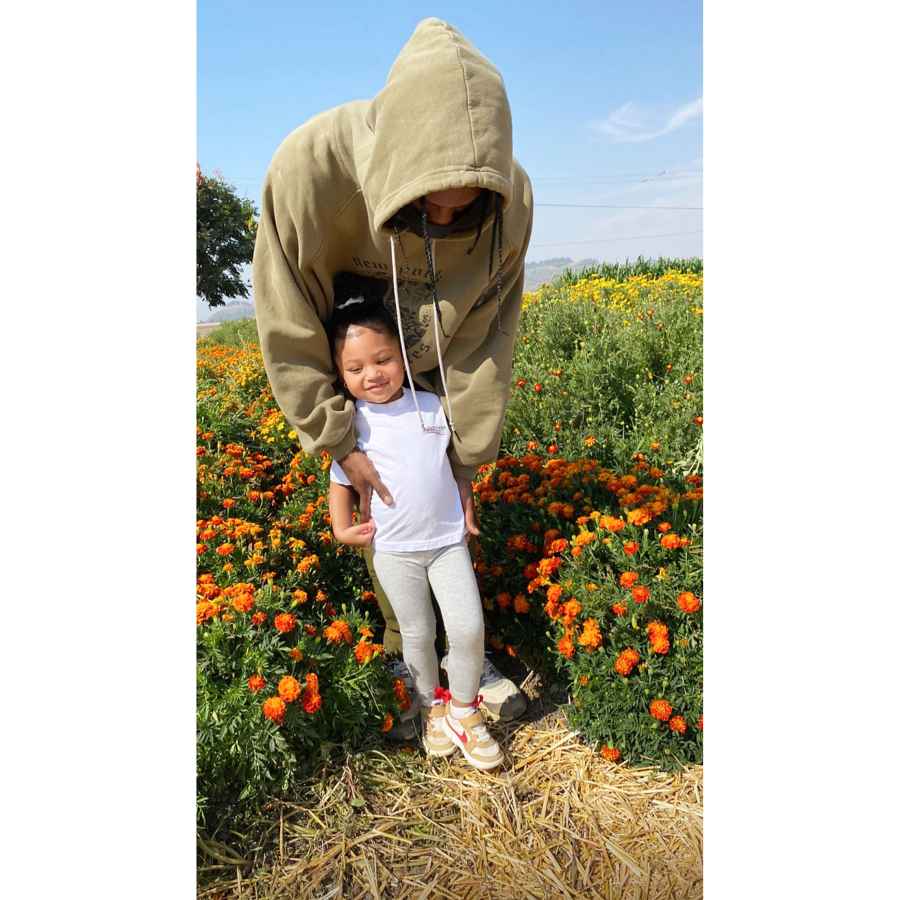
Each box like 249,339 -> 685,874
371,541 -> 484,704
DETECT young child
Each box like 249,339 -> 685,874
326,276 -> 503,772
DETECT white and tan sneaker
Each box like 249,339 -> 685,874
421,703 -> 457,757
441,699 -> 504,771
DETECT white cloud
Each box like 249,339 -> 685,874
591,98 -> 703,143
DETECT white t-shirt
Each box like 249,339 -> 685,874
330,389 -> 466,552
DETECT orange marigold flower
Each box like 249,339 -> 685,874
557,633 -> 575,659
196,600 -> 220,625
381,713 -> 394,733
495,592 -> 512,610
619,571 -> 639,589
600,515 -> 626,533
600,745 -> 621,762
289,647 -> 304,661
393,677 -> 411,711
304,624 -> 317,636
537,556 -> 563,578
647,620 -> 670,654
657,521 -> 672,533
278,675 -> 302,703
578,675 -> 590,686
631,585 -> 650,604
231,591 -> 254,614
222,498 -> 236,509
515,378 -> 527,388
216,543 -> 235,557
693,416 -> 703,426
247,674 -> 265,693
626,508 -> 652,527
301,673 -> 322,714
546,584 -> 563,604
274,612 -> 296,634
361,590 -> 376,603
562,599 -> 582,623
649,699 -> 673,722
577,618 -> 602,651
324,619 -> 353,645
292,589 -> 308,605
251,611 -> 267,626
262,696 -> 286,725
584,435 -> 597,447
622,540 -> 639,556
660,533 -> 681,550
669,715 -> 687,735
548,538 -> 568,554
513,593 -> 530,615
677,591 -> 701,613
533,383 -> 543,393
697,715 -> 703,731
611,602 -> 627,616
354,638 -> 381,664
614,648 -> 640,676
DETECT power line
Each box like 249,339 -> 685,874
535,202 -> 701,210
530,229 -> 702,248
216,169 -> 702,186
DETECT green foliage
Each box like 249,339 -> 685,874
200,317 -> 260,348
504,272 -> 703,472
197,168 -> 258,308
553,256 -> 703,287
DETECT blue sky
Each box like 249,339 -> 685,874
198,0 -> 702,269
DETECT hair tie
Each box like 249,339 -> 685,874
335,296 -> 366,311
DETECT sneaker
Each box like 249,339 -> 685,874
384,658 -> 421,742
421,703 -> 457,757
441,698 -> 504,771
440,653 -> 527,722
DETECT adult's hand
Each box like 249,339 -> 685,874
338,449 -> 393,521
456,476 -> 481,542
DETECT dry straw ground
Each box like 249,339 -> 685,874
199,672 -> 702,900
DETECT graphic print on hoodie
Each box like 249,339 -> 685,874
253,17 -> 533,482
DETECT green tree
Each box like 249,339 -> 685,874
196,165 -> 258,308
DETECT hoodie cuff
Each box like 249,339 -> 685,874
326,428 -> 359,463
450,461 -> 478,484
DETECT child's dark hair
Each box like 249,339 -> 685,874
328,272 -> 400,358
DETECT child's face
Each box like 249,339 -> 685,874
336,324 -> 405,404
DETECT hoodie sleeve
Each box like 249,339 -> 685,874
252,170 -> 359,462
431,206 -> 534,483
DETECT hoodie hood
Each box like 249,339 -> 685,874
363,18 -> 514,233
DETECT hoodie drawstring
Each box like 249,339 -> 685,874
389,233 -> 455,435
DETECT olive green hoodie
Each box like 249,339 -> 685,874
253,18 -> 533,481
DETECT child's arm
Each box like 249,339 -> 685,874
329,481 -> 376,547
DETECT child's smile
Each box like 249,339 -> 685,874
336,324 -> 405,404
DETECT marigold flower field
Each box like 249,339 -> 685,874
197,261 -> 703,825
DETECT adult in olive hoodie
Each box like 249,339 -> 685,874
253,18 -> 532,718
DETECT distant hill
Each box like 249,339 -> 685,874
197,300 -> 255,323
524,258 -> 600,292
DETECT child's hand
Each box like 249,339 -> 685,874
337,520 -> 376,547
455,477 -> 481,542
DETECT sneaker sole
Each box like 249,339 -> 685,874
480,692 -> 528,723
